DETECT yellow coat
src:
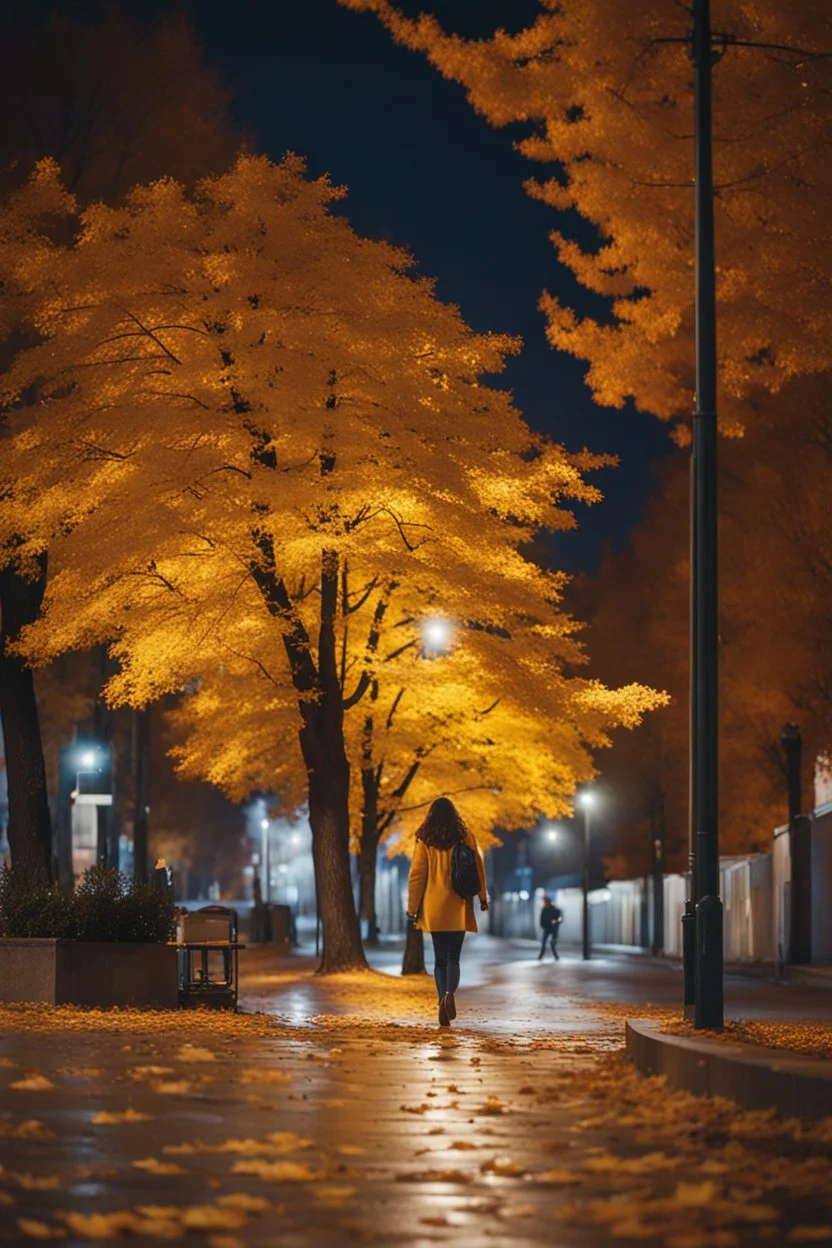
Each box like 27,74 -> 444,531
407,830 -> 488,933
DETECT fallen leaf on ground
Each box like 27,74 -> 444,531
397,1169 -> 475,1184
671,1180 -> 720,1207
476,1096 -> 505,1115
93,1109 -> 152,1125
0,1191 -> 15,1206
215,1194 -> 271,1213
238,1068 -> 291,1085
537,1169 -> 581,1185
499,1205 -> 536,1218
207,1238 -> 245,1248
788,1230 -> 832,1243
608,1218 -> 661,1240
151,1081 -> 194,1096
130,1066 -> 174,1080
480,1157 -> 526,1177
4,1173 -> 64,1191
313,1186 -> 356,1205
0,1119 -> 54,1139
449,1140 -> 478,1151
180,1207 -> 247,1231
665,1233 -> 739,1248
59,1211 -> 138,1240
131,1158 -> 187,1176
134,1208 -> 179,1221
176,1045 -> 216,1063
10,1075 -> 55,1091
16,1219 -> 65,1239
231,1160 -> 318,1182
131,1219 -> 183,1240
335,1144 -> 366,1156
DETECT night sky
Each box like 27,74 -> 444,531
52,0 -> 675,572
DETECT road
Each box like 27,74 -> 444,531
1,937 -> 831,1246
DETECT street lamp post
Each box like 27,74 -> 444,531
579,791 -> 595,961
691,0 -> 723,1031
260,818 -> 270,904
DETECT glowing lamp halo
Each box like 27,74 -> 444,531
420,615 -> 453,653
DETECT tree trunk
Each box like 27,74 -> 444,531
251,538 -> 367,974
300,550 -> 366,973
402,923 -> 426,975
359,763 -> 380,945
0,560 -> 52,880
308,753 -> 366,972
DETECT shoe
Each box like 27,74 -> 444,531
438,998 -> 451,1027
444,991 -> 456,1021
537,954 -> 543,961
553,950 -> 560,961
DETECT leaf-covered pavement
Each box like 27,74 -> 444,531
2,947 -> 832,1245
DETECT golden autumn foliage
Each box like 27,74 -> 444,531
578,374 -> 832,875
0,155 -> 662,965
345,0 -> 832,435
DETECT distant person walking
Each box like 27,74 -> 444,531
406,797 -> 488,1027
538,895 -> 562,961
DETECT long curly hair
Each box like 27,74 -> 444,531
415,797 -> 469,850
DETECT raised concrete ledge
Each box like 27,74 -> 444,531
626,1018 -> 832,1121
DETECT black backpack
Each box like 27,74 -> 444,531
451,840 -> 480,900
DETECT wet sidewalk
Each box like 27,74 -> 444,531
1,939 -> 832,1245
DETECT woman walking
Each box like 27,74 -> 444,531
406,797 -> 488,1027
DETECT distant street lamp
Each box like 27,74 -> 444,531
545,825 -> 559,844
578,790 -> 595,961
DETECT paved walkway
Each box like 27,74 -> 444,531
1,937 -> 832,1245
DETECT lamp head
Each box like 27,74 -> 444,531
421,616 -> 452,651
578,790 -> 595,809
260,818 -> 269,831
79,749 -> 96,769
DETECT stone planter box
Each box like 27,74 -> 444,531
0,938 -> 178,1008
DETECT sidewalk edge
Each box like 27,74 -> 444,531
626,1018 -> 832,1121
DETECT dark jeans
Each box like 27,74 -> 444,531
431,931 -> 465,1000
539,927 -> 559,958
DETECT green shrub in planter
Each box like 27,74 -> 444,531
0,867 -> 75,938
0,865 -> 175,943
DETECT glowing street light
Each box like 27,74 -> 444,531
544,825 -> 559,844
79,750 -> 97,769
421,616 -> 452,655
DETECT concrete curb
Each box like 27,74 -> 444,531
626,1019 -> 832,1121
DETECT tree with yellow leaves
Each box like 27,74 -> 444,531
0,7 -> 239,879
346,0 -> 831,436
171,573 -> 659,947
0,155 -> 661,971
579,373 -> 832,876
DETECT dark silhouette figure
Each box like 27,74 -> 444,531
538,895 -> 562,961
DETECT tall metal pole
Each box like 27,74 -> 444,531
692,0 -> 723,1029
582,805 -> 591,961
682,449 -> 698,1017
